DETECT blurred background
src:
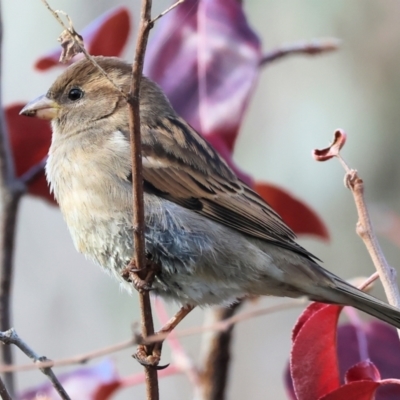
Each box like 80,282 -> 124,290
3,0 -> 400,398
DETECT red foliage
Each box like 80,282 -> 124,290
35,7 -> 131,71
254,183 -> 329,240
145,0 -> 261,153
345,361 -> 381,383
313,129 -> 347,162
319,381 -> 381,400
337,318 -> 400,400
290,304 -> 341,400
93,380 -> 122,400
6,103 -> 55,203
286,303 -> 400,399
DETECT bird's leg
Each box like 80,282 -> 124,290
121,253 -> 160,292
152,304 -> 195,360
134,305 -> 195,368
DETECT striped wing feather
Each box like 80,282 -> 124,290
137,116 -> 316,261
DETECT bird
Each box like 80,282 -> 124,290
20,56 -> 400,328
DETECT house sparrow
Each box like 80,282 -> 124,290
20,56 -> 400,328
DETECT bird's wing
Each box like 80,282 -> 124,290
132,115 -> 316,260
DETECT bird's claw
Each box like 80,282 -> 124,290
133,345 -> 169,370
120,256 -> 160,293
131,274 -> 154,292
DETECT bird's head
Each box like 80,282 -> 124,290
20,56 -> 172,137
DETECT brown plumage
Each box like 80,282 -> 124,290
20,56 -> 400,329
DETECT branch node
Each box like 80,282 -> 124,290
356,220 -> 368,239
344,169 -> 359,190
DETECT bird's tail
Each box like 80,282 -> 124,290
318,277 -> 400,328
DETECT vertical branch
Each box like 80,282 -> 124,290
0,0 -> 24,395
127,0 -> 158,399
195,302 -> 243,400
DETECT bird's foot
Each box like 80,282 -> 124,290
121,255 -> 160,293
132,305 -> 195,369
133,344 -> 169,370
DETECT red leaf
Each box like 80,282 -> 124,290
319,381 -> 380,400
291,304 -> 342,400
35,7 -> 131,71
313,129 -> 347,162
337,321 -> 400,400
6,103 -> 55,204
292,303 -> 329,342
145,0 -> 261,153
93,379 -> 123,400
254,182 -> 329,240
345,361 -> 381,383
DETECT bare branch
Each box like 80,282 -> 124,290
260,38 -> 340,67
195,302 -> 243,400
126,0 -> 159,397
0,329 -> 70,399
19,157 -> 47,185
0,336 -> 136,373
0,300 -> 305,373
345,169 -> 400,308
150,0 -> 186,25
358,272 -> 379,292
314,130 -> 400,336
154,299 -> 200,387
0,378 -> 11,400
145,299 -> 307,345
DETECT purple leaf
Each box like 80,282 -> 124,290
337,321 -> 400,400
18,359 -> 118,400
206,133 -> 253,184
345,361 -> 381,383
145,0 -> 261,153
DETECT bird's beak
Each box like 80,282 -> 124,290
19,95 -> 60,120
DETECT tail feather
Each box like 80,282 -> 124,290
327,278 -> 400,328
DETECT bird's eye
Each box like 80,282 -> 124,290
68,88 -> 84,101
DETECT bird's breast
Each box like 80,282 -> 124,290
45,130 -> 133,255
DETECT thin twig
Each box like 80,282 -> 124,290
40,0 -> 127,98
314,130 -> 400,337
0,189 -> 22,393
0,336 -> 136,373
142,299 -> 307,345
19,157 -> 47,185
126,0 -> 159,398
0,328 -> 70,399
341,161 -> 400,309
0,378 -> 11,400
260,38 -> 340,66
0,300 -> 305,373
358,271 -> 379,292
154,299 -> 200,387
150,0 -> 185,25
